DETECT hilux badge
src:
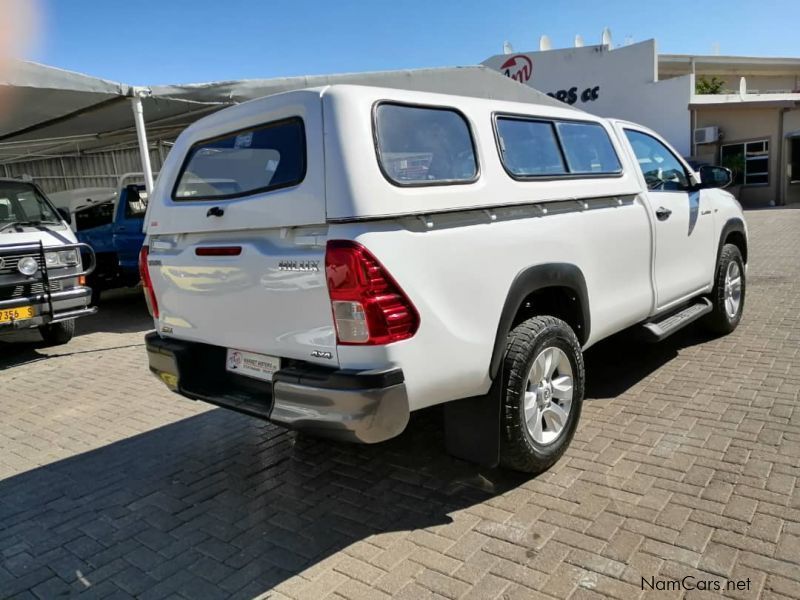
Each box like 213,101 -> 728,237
278,260 -> 319,272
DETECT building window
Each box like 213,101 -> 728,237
790,138 -> 800,184
721,140 -> 769,186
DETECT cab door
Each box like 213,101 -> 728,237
621,127 -> 716,311
75,201 -> 116,254
112,185 -> 147,275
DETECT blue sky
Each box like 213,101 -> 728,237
31,0 -> 800,85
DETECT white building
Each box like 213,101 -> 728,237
482,39 -> 800,206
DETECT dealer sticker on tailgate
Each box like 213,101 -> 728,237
226,349 -> 280,382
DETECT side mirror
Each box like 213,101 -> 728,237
56,207 -> 72,225
699,165 -> 733,189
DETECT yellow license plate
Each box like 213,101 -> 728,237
0,306 -> 35,324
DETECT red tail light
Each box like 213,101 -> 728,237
138,245 -> 159,318
325,240 -> 419,345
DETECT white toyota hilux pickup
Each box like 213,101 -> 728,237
143,85 -> 746,473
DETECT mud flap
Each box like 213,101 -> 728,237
444,376 -> 502,468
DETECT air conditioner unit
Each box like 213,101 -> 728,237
694,126 -> 720,145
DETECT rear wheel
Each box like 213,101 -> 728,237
500,316 -> 585,474
39,319 -> 75,346
703,244 -> 745,334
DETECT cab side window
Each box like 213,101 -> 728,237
624,130 -> 690,192
124,186 -> 148,219
76,201 -> 114,231
0,198 -> 13,221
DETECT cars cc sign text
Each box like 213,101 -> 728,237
498,55 -> 600,105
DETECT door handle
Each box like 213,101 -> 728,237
655,207 -> 672,221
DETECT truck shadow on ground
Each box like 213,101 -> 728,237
74,288 -> 152,336
0,322 -> 721,596
0,288 -> 151,370
0,408 -> 528,597
583,325 -> 715,400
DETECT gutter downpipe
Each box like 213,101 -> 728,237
778,107 -> 787,206
689,72 -> 697,159
130,88 -> 155,198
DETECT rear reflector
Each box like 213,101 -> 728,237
195,246 -> 242,256
138,245 -> 159,318
325,240 -> 419,345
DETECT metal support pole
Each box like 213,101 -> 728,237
59,157 -> 69,191
130,94 -> 154,197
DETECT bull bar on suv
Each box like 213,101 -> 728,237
0,240 -> 98,329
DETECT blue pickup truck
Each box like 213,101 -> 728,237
51,176 -> 147,302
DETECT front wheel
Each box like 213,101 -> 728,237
39,319 -> 75,346
703,244 -> 745,334
500,316 -> 585,474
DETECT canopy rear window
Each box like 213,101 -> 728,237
374,103 -> 478,186
173,117 -> 306,201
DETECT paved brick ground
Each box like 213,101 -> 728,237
1,207 -> 799,600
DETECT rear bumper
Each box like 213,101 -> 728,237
145,332 -> 409,443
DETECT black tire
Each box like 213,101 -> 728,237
87,273 -> 102,305
39,319 -> 75,346
703,244 -> 745,334
500,316 -> 585,474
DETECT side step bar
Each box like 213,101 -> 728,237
641,297 -> 713,342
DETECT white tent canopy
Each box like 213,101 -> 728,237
150,65 -> 568,106
0,60 -> 224,164
0,59 -> 572,192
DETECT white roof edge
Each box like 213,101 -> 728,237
690,92 -> 800,105
150,65 -> 568,109
150,65 -> 487,90
660,53 -> 800,66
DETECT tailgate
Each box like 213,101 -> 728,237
148,227 -> 337,367
144,89 -> 338,367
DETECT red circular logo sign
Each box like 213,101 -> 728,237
500,55 -> 533,83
